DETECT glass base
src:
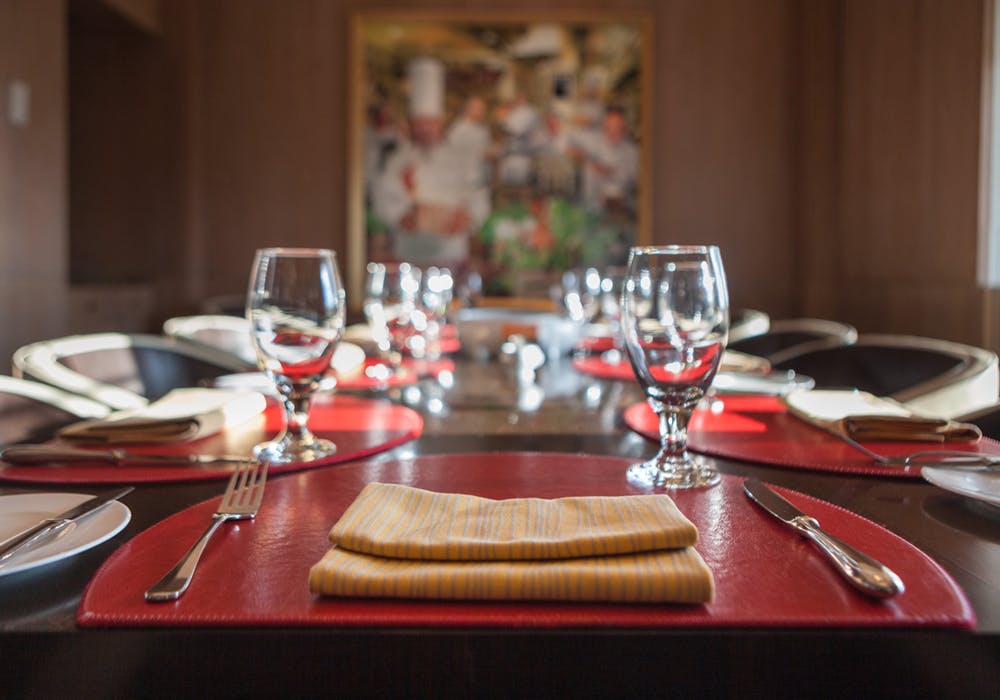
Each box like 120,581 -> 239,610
626,456 -> 720,490
253,436 -> 337,464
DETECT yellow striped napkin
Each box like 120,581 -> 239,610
309,483 -> 714,603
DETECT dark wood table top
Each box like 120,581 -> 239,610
1,357 -> 997,697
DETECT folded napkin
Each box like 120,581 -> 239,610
784,390 -> 982,443
309,482 -> 714,603
58,388 -> 267,444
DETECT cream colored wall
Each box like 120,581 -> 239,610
0,0 -> 69,370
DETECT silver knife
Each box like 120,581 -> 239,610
0,445 -> 253,468
743,478 -> 904,598
0,486 -> 134,566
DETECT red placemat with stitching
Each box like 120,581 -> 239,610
0,395 -> 422,485
623,394 -> 1000,478
78,452 -> 973,630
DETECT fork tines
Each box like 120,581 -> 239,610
222,459 -> 268,517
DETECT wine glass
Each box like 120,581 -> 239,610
560,267 -> 602,324
599,265 -> 628,363
410,266 -> 454,360
621,245 -> 729,489
246,248 -> 346,463
363,261 -> 421,370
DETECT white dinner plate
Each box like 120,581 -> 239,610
0,493 -> 131,577
922,467 -> 1000,509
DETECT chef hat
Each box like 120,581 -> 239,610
408,56 -> 445,117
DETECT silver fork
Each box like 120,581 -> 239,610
145,459 -> 268,602
837,433 -> 1000,471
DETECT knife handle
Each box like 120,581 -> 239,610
792,516 -> 904,598
0,446 -> 121,464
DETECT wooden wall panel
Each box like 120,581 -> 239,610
46,0 -> 995,348
655,0 -> 796,316
801,0 -> 986,343
0,0 -> 69,367
187,0 -> 799,319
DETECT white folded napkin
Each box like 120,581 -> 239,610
58,388 -> 267,444
784,389 -> 982,443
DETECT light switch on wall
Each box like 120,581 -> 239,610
6,79 -> 31,128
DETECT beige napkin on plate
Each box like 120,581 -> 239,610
58,388 -> 267,444
309,482 -> 714,603
784,390 -> 982,443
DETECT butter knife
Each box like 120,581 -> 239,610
743,478 -> 904,598
0,486 -> 134,566
0,445 -> 253,468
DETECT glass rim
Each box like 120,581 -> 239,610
630,245 -> 719,255
256,247 -> 337,257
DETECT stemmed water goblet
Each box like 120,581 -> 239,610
560,267 -> 602,324
621,245 -> 729,489
246,247 -> 346,463
410,266 -> 454,360
363,261 -> 421,372
598,266 -> 628,363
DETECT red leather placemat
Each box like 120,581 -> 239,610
337,358 -> 456,390
0,395 -> 422,485
572,356 -> 634,381
624,395 -> 1000,478
78,452 -> 973,630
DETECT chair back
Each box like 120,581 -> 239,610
12,333 -> 253,410
728,318 -> 858,364
773,334 -> 999,419
163,315 -> 257,364
0,375 -> 109,445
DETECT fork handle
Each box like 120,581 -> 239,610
145,514 -> 232,602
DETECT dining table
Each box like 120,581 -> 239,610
0,350 -> 997,698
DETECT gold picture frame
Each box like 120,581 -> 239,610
348,9 -> 652,304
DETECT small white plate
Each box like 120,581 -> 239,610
922,467 -> 1000,509
0,493 -> 131,577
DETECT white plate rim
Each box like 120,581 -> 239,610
922,467 -> 1000,508
0,492 -> 131,577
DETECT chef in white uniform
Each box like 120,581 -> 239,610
372,57 -> 490,266
573,108 -> 639,215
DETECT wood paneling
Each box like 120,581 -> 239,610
0,0 -> 69,368
2,0 -> 991,352
799,0 -> 987,344
184,0 -> 800,318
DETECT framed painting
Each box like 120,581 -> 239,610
348,9 -> 652,302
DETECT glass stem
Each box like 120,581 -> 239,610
283,395 -> 314,443
653,400 -> 692,466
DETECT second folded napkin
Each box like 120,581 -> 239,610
309,482 -> 714,603
58,388 -> 267,444
784,390 -> 982,443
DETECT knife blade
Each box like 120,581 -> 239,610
0,486 -> 134,567
743,478 -> 904,598
0,445 -> 252,468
